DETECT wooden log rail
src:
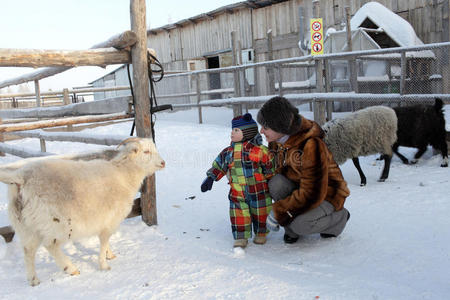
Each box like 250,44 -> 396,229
0,0 -> 156,241
0,112 -> 132,133
0,48 -> 131,68
0,86 -> 130,100
0,143 -> 52,158
10,130 -> 128,146
0,96 -> 132,119
0,30 -> 137,89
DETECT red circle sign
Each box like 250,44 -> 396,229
312,42 -> 322,52
312,32 -> 322,42
312,21 -> 322,31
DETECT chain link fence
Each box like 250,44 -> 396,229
151,42 -> 450,123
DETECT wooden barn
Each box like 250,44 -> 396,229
91,0 -> 450,102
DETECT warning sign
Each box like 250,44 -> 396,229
310,18 -> 324,55
312,43 -> 322,53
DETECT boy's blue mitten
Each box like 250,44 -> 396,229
201,177 -> 214,192
266,210 -> 280,232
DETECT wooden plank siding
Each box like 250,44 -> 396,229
146,0 -> 449,64
92,0 -> 449,100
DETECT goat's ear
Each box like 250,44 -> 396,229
128,144 -> 140,154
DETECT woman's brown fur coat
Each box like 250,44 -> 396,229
269,117 -> 350,226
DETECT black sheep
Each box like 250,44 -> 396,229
393,98 -> 448,167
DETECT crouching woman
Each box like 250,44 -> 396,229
257,96 -> 351,243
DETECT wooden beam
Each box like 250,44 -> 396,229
0,95 -> 131,119
0,118 -> 4,156
0,142 -> 52,158
0,112 -> 132,133
91,30 -> 137,50
130,0 -> 157,226
11,130 -> 127,146
0,48 -> 130,68
127,198 -> 142,219
0,30 -> 137,89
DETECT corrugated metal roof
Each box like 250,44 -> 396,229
147,0 -> 288,35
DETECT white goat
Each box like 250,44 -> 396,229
0,137 -> 165,286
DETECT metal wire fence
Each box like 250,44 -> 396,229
153,41 -> 450,123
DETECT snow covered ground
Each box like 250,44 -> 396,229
0,106 -> 449,299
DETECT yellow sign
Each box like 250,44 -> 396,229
310,18 -> 324,55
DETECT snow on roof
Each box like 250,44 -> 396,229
350,1 -> 424,47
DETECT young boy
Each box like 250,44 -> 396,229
201,113 -> 274,248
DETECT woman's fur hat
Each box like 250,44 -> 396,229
257,96 -> 302,135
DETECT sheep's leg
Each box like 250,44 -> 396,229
352,157 -> 366,186
22,235 -> 42,286
411,146 -> 427,164
44,240 -> 80,276
392,143 -> 409,164
98,231 -> 114,270
434,140 -> 448,167
378,154 -> 392,182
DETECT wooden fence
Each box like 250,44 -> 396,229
0,0 -> 157,243
148,40 -> 450,125
2,8 -> 450,243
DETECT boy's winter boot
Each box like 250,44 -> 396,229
253,236 -> 267,245
233,239 -> 248,248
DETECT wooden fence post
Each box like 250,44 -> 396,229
400,52 -> 407,96
345,6 -> 357,111
267,29 -> 275,95
196,73 -> 203,124
34,80 -> 41,107
130,0 -> 157,226
324,59 -> 333,121
277,65 -> 283,96
238,40 -> 248,112
35,80 -> 47,152
231,31 -> 242,117
0,118 -> 4,156
63,88 -> 73,132
314,59 -> 326,126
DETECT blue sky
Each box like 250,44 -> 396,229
0,0 -> 241,91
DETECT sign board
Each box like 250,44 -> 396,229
310,18 -> 324,55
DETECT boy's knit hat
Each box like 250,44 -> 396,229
232,113 -> 258,141
257,96 -> 302,135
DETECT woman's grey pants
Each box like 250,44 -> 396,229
268,174 -> 350,238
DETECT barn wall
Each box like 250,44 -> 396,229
92,0 -> 450,99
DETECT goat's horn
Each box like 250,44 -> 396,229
117,137 -> 141,149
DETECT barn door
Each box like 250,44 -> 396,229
207,56 -> 221,99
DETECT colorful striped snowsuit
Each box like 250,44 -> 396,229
207,134 -> 275,240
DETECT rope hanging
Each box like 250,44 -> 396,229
127,49 -> 172,141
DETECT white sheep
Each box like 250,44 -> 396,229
322,106 -> 397,186
0,137 -> 165,286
